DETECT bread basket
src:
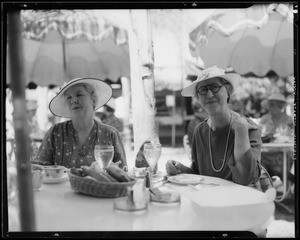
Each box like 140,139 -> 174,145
68,172 -> 136,198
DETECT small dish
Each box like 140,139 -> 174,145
44,165 -> 66,178
150,190 -> 180,205
133,167 -> 147,178
43,173 -> 69,184
168,174 -> 205,185
114,197 -> 148,212
131,168 -> 163,179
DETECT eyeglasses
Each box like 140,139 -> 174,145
196,84 -> 224,95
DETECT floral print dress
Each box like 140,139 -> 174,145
32,120 -> 127,169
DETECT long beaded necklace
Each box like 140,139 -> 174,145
209,113 -> 232,172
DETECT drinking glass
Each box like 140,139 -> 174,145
94,145 -> 114,170
143,142 -> 162,175
32,170 -> 43,191
7,161 -> 18,202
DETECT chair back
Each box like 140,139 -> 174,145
259,165 -> 274,192
183,134 -> 191,159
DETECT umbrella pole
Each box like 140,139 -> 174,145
8,10 -> 36,231
62,39 -> 67,81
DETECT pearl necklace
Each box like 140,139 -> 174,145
209,113 -> 232,172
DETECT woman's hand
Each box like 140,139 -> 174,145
165,160 -> 184,175
231,114 -> 257,132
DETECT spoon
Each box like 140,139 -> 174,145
189,184 -> 203,190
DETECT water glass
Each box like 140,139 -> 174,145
7,161 -> 18,202
143,142 -> 162,175
32,170 -> 43,191
94,145 -> 114,170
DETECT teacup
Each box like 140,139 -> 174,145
44,165 -> 65,178
133,167 -> 147,178
32,170 -> 43,191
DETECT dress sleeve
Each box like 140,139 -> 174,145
31,125 -> 56,165
228,125 -> 262,185
190,124 -> 205,174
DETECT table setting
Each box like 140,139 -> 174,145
8,142 -> 275,237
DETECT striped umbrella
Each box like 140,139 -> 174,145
7,10 -> 130,87
189,3 -> 295,78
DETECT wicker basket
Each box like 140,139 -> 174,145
68,173 -> 136,198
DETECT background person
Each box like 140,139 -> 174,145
259,93 -> 294,189
26,100 -> 46,140
100,98 -> 124,132
165,66 -> 263,189
31,78 -> 127,169
260,93 -> 293,142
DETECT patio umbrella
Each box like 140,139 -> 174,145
6,10 -> 130,87
189,3 -> 294,78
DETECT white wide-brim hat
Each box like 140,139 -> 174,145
267,93 -> 287,103
106,98 -> 116,110
181,66 -> 241,97
49,78 -> 112,118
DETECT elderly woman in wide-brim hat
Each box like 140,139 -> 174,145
31,78 -> 127,169
166,66 -> 263,189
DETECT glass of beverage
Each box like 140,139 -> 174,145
32,170 -> 43,191
143,142 -> 162,175
7,161 -> 18,202
94,145 -> 114,170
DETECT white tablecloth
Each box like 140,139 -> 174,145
8,174 -> 275,237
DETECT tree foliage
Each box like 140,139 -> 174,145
231,75 -> 294,118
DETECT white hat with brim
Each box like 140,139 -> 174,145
49,78 -> 112,118
267,93 -> 287,103
181,66 -> 241,97
106,98 -> 116,110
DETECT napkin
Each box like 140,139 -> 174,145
168,184 -> 274,207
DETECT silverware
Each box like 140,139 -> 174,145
188,182 -> 219,190
154,175 -> 169,185
188,184 -> 203,190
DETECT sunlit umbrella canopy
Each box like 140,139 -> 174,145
6,10 -> 130,86
189,3 -> 295,78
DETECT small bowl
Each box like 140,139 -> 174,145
44,165 -> 65,178
133,167 -> 147,178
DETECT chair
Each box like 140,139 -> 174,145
183,134 -> 191,160
259,165 -> 274,192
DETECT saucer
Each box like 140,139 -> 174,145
43,173 -> 69,184
167,174 -> 204,185
114,197 -> 148,212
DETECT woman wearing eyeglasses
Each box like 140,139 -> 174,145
165,66 -> 263,189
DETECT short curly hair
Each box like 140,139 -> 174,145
83,84 -> 98,110
64,83 -> 98,110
